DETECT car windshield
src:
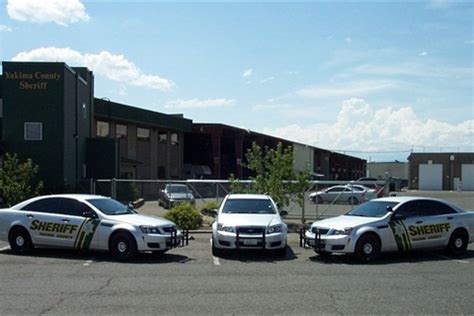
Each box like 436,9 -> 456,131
167,185 -> 189,193
87,198 -> 135,215
346,201 -> 399,218
222,199 -> 276,214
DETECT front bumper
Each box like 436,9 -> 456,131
214,230 -> 286,250
300,229 -> 353,253
137,229 -> 189,252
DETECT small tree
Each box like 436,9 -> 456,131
0,153 -> 43,205
164,203 -> 203,230
230,142 -> 311,207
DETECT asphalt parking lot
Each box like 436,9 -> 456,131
1,233 -> 473,314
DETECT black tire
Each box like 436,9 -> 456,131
354,233 -> 381,262
109,232 -> 137,261
316,196 -> 323,204
348,197 -> 359,205
446,229 -> 468,256
9,226 -> 33,254
211,237 -> 223,257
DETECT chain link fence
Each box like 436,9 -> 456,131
85,178 -> 389,223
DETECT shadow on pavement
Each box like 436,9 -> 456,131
0,247 -> 192,264
309,249 -> 474,265
215,246 -> 298,262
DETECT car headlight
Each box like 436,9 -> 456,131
267,224 -> 282,234
217,223 -> 235,232
331,228 -> 353,236
140,225 -> 162,234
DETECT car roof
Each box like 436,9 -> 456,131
372,196 -> 447,203
226,194 -> 271,200
12,194 -> 110,209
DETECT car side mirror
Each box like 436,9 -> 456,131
280,210 -> 288,217
386,206 -> 393,213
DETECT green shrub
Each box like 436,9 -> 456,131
199,201 -> 220,217
164,203 -> 203,230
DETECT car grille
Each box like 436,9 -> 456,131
237,226 -> 265,235
311,227 -> 329,235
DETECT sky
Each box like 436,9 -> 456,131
0,0 -> 473,162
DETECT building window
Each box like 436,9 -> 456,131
116,124 -> 127,138
137,127 -> 150,141
171,133 -> 179,145
158,132 -> 167,143
97,121 -> 109,137
24,122 -> 42,141
82,103 -> 87,119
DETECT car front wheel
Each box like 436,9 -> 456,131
109,232 -> 137,261
354,233 -> 381,261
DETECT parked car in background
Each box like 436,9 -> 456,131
309,184 -> 377,205
212,194 -> 288,256
356,177 -> 384,197
158,184 -> 195,209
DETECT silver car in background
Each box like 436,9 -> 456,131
309,184 -> 377,205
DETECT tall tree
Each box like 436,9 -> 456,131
230,142 -> 311,207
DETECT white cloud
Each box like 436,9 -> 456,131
260,76 -> 275,84
419,51 -> 428,57
0,25 -> 13,32
7,0 -> 90,26
242,68 -> 253,78
345,37 -> 352,43
12,47 -> 175,91
465,39 -> 474,45
165,98 -> 235,109
296,80 -> 397,99
263,98 -> 474,153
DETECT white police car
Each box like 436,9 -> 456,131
0,194 -> 187,260
212,194 -> 288,256
302,196 -> 474,261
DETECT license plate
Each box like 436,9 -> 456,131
243,239 -> 258,245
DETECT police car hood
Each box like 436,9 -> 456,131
312,215 -> 381,229
109,214 -> 175,227
218,213 -> 280,227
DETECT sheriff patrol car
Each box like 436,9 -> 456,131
212,194 -> 288,256
0,194 -> 187,260
302,196 -> 474,261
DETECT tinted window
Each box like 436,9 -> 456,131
346,201 -> 399,218
60,199 -> 94,217
21,198 -> 62,213
327,187 -> 344,193
396,201 -> 421,218
222,199 -> 276,214
167,185 -> 189,193
417,200 -> 456,216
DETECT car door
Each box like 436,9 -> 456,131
324,187 -> 344,203
58,198 -> 100,250
20,197 -> 69,247
389,201 -> 427,251
414,200 -> 456,249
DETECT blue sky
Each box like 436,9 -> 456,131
1,0 -> 473,161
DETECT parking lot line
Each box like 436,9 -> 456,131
0,246 -> 10,252
209,238 -> 221,265
433,254 -> 469,264
83,259 -> 94,266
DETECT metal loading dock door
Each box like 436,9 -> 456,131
419,164 -> 442,190
461,164 -> 474,191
